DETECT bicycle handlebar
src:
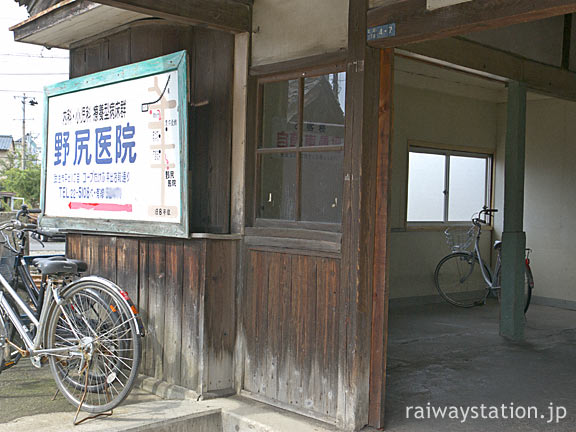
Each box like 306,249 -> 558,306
472,207 -> 499,226
35,229 -> 57,238
15,204 -> 42,220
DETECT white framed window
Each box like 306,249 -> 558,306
407,146 -> 492,223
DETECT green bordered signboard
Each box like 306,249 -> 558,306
41,51 -> 189,238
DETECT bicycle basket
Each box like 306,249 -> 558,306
444,225 -> 478,252
0,253 -> 17,285
0,239 -> 18,285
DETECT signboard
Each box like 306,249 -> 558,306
41,51 -> 189,238
367,23 -> 396,41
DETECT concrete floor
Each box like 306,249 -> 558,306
384,301 -> 576,431
4,283 -> 576,431
0,360 -> 160,425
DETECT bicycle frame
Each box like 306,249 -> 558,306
0,274 -> 74,360
472,229 -> 500,291
472,220 -> 529,293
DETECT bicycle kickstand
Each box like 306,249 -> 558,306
72,361 -> 113,425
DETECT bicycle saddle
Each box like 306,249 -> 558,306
493,240 -> 502,250
32,256 -> 88,275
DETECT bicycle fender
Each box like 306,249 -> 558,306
62,276 -> 145,336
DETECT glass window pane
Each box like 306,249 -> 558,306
301,151 -> 343,223
448,156 -> 487,221
302,73 -> 346,147
259,153 -> 297,219
261,80 -> 299,148
407,152 -> 446,222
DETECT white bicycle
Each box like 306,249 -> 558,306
0,206 -> 144,423
434,207 -> 534,311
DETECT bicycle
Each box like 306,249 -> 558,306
434,207 -> 534,311
0,206 -> 144,423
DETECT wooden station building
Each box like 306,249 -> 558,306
11,0 -> 576,429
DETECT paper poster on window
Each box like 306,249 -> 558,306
42,51 -> 189,237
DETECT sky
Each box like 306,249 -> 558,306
0,2 -> 69,150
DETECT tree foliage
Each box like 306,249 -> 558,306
0,145 -> 41,208
1,166 -> 41,207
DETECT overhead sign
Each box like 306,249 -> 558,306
367,23 -> 396,41
41,51 -> 189,238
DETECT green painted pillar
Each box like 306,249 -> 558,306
500,81 -> 527,341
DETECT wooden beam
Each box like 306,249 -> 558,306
338,0 -> 380,429
10,0 -> 100,45
368,48 -> 394,429
368,0 -> 576,49
250,50 -> 348,77
400,37 -> 576,102
94,0 -> 251,33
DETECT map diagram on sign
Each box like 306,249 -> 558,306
145,75 -> 179,219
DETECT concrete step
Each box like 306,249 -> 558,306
0,396 -> 343,432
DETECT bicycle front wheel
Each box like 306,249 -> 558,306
46,280 -> 141,413
0,297 -> 31,372
434,252 -> 490,308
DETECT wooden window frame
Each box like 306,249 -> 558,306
253,66 -> 346,232
406,142 -> 494,227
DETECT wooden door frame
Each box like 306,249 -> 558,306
368,48 -> 394,428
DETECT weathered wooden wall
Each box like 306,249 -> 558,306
241,247 -> 341,421
70,20 -> 234,233
67,234 -> 238,394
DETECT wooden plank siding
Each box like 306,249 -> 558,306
241,248 -> 341,421
204,240 -> 237,392
66,234 -> 238,394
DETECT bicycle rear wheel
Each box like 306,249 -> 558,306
524,264 -> 534,313
434,252 -> 491,308
46,280 -> 141,413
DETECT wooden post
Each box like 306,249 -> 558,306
368,48 -> 394,429
500,81 -> 527,341
338,0 -> 380,429
231,32 -> 250,234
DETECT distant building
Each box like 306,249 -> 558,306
0,135 -> 14,165
0,191 -> 16,211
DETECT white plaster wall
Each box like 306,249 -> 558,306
389,85 -> 499,299
494,97 -> 576,304
251,0 -> 348,66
